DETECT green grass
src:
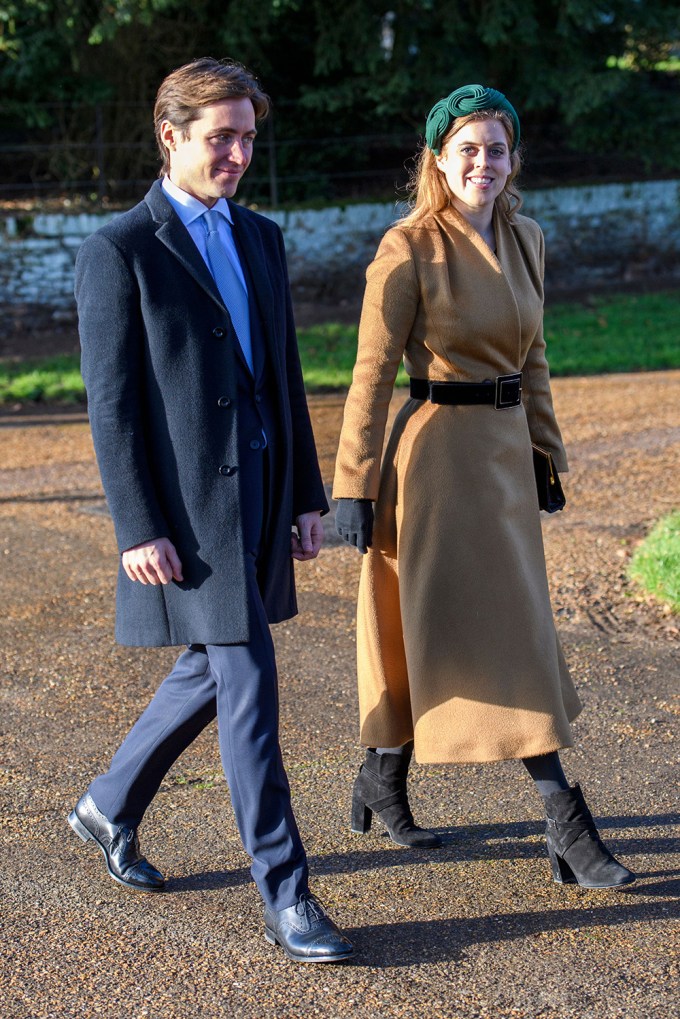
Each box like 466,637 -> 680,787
0,355 -> 85,405
298,291 -> 680,387
544,292 -> 680,375
296,322 -> 409,390
629,512 -> 680,614
1,290 -> 679,404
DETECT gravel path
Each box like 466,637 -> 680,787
0,372 -> 678,1019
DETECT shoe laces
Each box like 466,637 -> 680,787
295,894 -> 326,922
111,825 -> 138,851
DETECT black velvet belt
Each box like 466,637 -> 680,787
410,373 -> 522,410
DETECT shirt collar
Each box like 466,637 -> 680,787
162,176 -> 234,227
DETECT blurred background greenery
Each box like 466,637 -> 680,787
1,0 -> 679,206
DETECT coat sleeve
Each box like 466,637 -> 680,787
75,231 -> 170,551
520,226 -> 569,473
333,227 -> 419,500
275,227 -> 329,519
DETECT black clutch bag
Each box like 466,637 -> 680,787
532,444 -> 566,513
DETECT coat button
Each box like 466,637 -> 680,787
249,439 -> 261,450
213,327 -> 227,338
217,396 -> 231,407
218,464 -> 236,476
254,394 -> 262,403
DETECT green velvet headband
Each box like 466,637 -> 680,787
425,84 -> 520,155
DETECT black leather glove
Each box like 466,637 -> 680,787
335,498 -> 374,554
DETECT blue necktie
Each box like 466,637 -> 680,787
203,208 -> 253,373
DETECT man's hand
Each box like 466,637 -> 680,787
122,537 -> 183,585
291,511 -> 324,562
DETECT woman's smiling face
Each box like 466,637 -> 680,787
435,117 -> 512,220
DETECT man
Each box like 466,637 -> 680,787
69,57 -> 354,964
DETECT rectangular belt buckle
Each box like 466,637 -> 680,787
495,372 -> 522,409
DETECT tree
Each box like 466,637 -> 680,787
1,0 -> 678,199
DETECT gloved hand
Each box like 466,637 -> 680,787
335,498 -> 374,554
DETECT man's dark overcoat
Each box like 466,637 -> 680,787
75,180 -> 327,647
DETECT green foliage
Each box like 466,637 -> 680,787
0,355 -> 84,404
1,0 -> 678,193
629,512 -> 680,613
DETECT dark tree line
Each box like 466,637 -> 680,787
1,0 -> 678,203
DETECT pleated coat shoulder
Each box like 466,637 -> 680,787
333,204 -> 582,763
75,181 -> 327,647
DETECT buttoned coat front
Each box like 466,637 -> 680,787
76,181 -> 327,647
333,204 -> 582,763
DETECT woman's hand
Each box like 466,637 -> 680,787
335,499 -> 374,554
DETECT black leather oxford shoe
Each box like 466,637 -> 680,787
68,792 -> 165,892
264,893 -> 354,963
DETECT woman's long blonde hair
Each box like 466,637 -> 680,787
401,109 -> 523,228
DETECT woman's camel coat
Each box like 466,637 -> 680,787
333,204 -> 582,763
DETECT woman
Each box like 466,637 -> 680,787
333,84 -> 634,888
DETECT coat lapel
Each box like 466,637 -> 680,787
228,203 -> 279,378
144,182 -> 225,314
144,183 -> 282,381
437,205 -> 522,322
430,205 -> 525,364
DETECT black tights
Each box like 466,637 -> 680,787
521,750 -> 570,797
372,744 -> 570,798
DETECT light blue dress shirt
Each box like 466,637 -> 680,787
161,176 -> 249,295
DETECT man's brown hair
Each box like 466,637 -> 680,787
154,57 -> 270,175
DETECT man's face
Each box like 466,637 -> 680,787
161,98 -> 257,206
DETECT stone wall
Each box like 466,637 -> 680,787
523,180 -> 680,290
1,179 -> 679,309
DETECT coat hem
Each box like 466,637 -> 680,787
410,736 -> 575,766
